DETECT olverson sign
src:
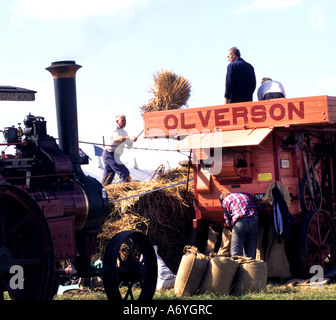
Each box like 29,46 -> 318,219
143,96 -> 336,138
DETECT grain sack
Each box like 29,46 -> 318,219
174,246 -> 209,297
199,254 -> 239,295
231,257 -> 267,296
204,226 -> 219,256
217,228 -> 231,256
265,228 -> 291,279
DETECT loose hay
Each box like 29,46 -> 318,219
98,167 -> 195,273
140,69 -> 191,115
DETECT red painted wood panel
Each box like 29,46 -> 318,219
143,95 -> 335,138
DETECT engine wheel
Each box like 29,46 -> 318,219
298,209 -> 336,276
103,230 -> 157,300
0,184 -> 55,300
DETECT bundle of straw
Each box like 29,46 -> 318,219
97,167 -> 195,273
140,69 -> 191,115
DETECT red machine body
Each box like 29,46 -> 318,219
143,95 -> 336,276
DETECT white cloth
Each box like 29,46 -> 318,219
154,245 -> 176,290
107,125 -> 133,155
257,80 -> 286,100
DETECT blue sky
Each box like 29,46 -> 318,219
0,0 -> 334,173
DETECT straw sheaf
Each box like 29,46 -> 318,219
98,167 -> 195,272
140,70 -> 191,115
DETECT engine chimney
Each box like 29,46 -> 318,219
46,60 -> 82,164
46,60 -> 110,230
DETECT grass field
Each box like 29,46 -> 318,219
54,280 -> 336,300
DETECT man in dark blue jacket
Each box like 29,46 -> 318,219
224,47 -> 256,104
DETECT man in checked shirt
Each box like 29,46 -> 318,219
219,192 -> 261,259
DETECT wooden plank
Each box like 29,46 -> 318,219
143,95 -> 333,138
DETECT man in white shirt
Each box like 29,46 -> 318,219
101,114 -> 137,185
257,77 -> 286,100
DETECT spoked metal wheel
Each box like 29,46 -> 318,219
103,230 -> 157,300
0,184 -> 55,300
298,209 -> 336,276
300,175 -> 322,212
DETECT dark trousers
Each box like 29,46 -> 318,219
101,150 -> 130,185
263,92 -> 285,100
230,216 -> 258,258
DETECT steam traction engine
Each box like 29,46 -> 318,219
0,61 -> 157,300
143,95 -> 336,277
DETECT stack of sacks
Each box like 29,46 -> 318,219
174,227 -> 268,296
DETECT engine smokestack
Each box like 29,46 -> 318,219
46,60 -> 82,164
46,60 -> 110,230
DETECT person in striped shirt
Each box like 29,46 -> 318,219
219,192 -> 261,258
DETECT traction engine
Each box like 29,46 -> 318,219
0,61 -> 157,300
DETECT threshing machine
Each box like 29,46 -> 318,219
143,95 -> 336,276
